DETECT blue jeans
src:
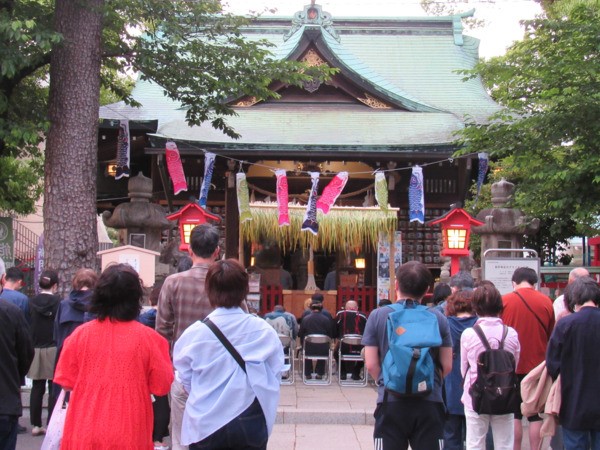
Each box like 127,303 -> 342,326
563,428 -> 600,450
0,415 -> 18,450
443,414 -> 466,450
190,398 -> 267,450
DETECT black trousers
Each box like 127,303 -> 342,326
31,379 -> 55,427
152,394 -> 170,442
373,398 -> 445,450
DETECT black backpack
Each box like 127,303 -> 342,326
468,324 -> 520,415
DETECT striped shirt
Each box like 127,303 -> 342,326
156,263 -> 213,349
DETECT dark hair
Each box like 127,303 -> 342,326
89,264 -> 143,321
177,255 -> 193,272
472,283 -> 504,317
310,303 -> 323,311
565,277 -> 600,311
432,283 -> 451,304
39,269 -> 59,290
72,268 -> 98,290
205,259 -> 249,308
5,267 -> 24,282
445,290 -> 474,316
311,292 -> 324,304
378,299 -> 392,307
149,280 -> 164,307
512,267 -> 538,285
189,224 -> 220,259
395,261 -> 432,300
450,271 -> 474,291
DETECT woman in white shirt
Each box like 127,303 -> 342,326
173,259 -> 284,450
460,282 -> 520,450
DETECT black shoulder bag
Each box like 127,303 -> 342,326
203,318 -> 246,373
513,291 -> 550,339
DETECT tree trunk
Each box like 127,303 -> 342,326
44,0 -> 103,293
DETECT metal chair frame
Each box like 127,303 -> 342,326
301,334 -> 333,385
338,334 -> 368,387
278,334 -> 294,385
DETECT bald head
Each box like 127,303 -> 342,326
345,300 -> 358,311
569,267 -> 589,284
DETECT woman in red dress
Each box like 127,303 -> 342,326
54,264 -> 173,449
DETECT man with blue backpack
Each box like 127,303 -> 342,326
362,261 -> 453,450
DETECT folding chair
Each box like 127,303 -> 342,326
338,334 -> 367,387
301,334 -> 333,385
278,334 -> 294,385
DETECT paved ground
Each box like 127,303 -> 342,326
16,382 -> 543,450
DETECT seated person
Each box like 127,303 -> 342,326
298,302 -> 334,379
335,300 -> 367,380
264,305 -> 298,347
301,293 -> 333,321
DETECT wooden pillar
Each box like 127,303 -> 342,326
225,170 -> 240,259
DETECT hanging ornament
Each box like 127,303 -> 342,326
165,141 -> 188,195
317,171 -> 348,214
302,172 -> 320,235
408,165 -> 425,223
198,152 -> 216,208
474,152 -> 489,207
275,169 -> 290,226
115,120 -> 130,180
374,171 -> 388,210
236,172 -> 252,223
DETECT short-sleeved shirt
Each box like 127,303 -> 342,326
502,287 -> 554,374
362,302 -> 452,404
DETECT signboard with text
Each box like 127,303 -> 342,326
0,217 -> 14,267
483,256 -> 539,295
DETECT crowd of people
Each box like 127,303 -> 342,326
1,223 -> 600,450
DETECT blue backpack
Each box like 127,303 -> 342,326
382,301 -> 442,396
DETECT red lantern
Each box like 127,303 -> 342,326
166,203 -> 221,251
427,208 -> 484,276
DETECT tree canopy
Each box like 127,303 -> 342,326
0,0 -> 332,215
456,2 -> 600,241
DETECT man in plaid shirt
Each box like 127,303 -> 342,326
156,223 -> 221,450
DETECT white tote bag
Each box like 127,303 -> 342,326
41,389 -> 68,450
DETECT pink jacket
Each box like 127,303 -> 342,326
460,317 -> 521,411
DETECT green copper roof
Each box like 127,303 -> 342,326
100,5 -> 502,151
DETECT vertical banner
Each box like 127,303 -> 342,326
301,172 -> 320,235
317,171 -> 348,214
115,120 -> 130,180
275,169 -> 290,226
374,171 -> 388,210
377,231 -> 402,302
198,152 -> 216,208
474,152 -> 489,206
34,233 -> 44,295
408,165 -> 425,223
236,172 -> 252,223
0,217 -> 14,268
165,141 -> 188,195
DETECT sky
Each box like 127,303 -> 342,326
223,0 -> 543,58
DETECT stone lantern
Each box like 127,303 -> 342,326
102,173 -> 172,252
471,178 -> 540,263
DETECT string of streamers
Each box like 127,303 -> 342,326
101,101 -> 482,178
474,152 -> 489,207
374,171 -> 388,210
301,172 -> 320,235
316,171 -> 348,215
165,141 -> 188,195
198,152 -> 215,208
409,166 -> 425,223
115,120 -> 130,180
275,169 -> 290,226
236,172 -> 252,223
